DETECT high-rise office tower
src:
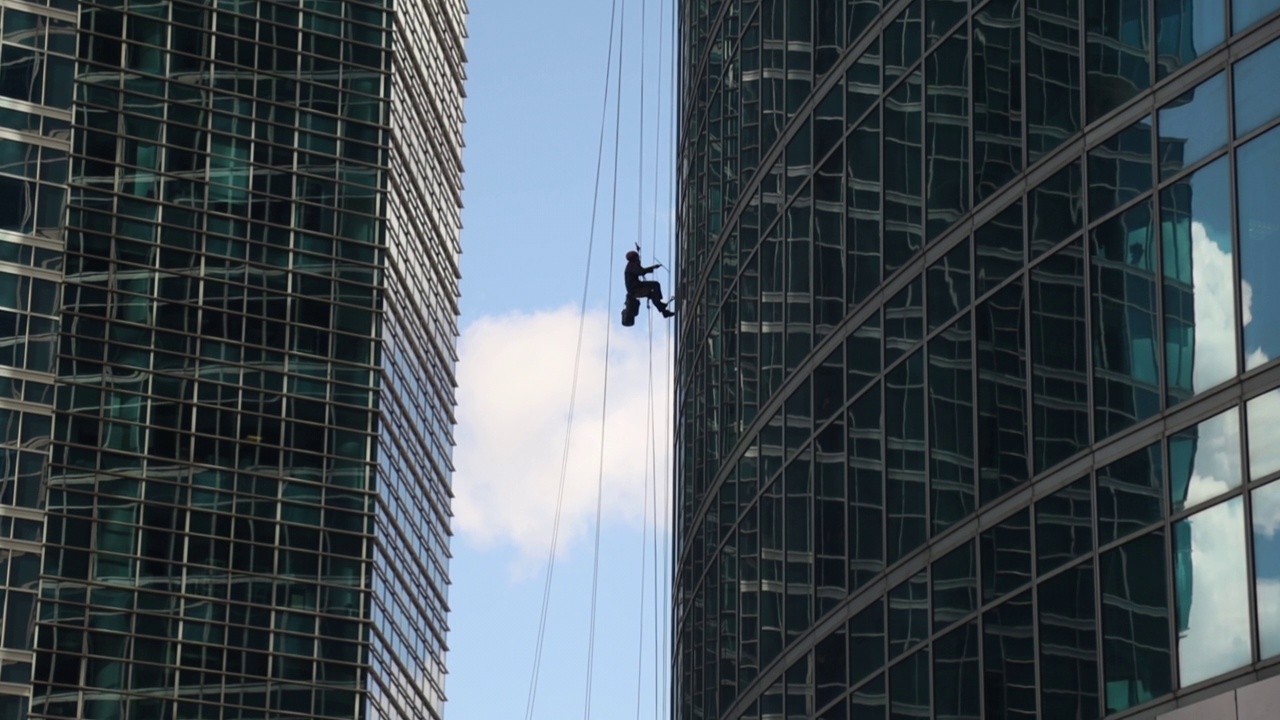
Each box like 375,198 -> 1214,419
674,1 -> 1280,718
0,1 -> 465,718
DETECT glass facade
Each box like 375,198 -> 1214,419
0,0 -> 463,718
674,1 -> 1280,718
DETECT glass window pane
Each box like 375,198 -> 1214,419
889,646 -> 929,719
1038,561 -> 1100,719
982,508 -> 1032,603
925,30 -> 969,240
1097,441 -> 1165,544
815,629 -> 847,708
1029,160 -> 1084,259
1091,200 -> 1161,440
1253,480 -> 1280,659
932,540 -> 977,633
848,387 -> 885,589
889,569 -> 928,658
927,0 -> 968,44
1238,125 -> 1280,371
1088,116 -> 1153,222
1101,530 -> 1173,713
1032,239 -> 1090,472
932,620 -> 980,719
1174,496 -> 1250,687
1028,0 -> 1082,160
983,590 -> 1036,717
847,313 -> 882,400
977,281 -> 1028,504
1161,156 -> 1237,404
851,673 -> 886,718
847,39 -> 881,125
1233,37 -> 1280,136
1169,407 -> 1241,513
884,72 -> 924,277
886,352 -> 926,563
846,116 -> 882,305
1232,0 -> 1280,32
975,201 -> 1024,297
885,0 -> 923,87
849,598 -> 886,686
1247,388 -> 1280,481
1156,72 -> 1228,180
885,276 -> 923,365
973,0 -> 1024,203
1155,0 -> 1225,80
1085,0 -> 1152,122
1036,476 -> 1094,575
929,316 -> 975,533
927,239 -> 970,331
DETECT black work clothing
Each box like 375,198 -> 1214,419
624,258 -> 674,317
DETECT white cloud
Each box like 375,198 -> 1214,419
452,305 -> 673,572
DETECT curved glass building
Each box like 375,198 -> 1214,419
674,1 -> 1280,718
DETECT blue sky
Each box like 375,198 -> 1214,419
445,0 -> 677,718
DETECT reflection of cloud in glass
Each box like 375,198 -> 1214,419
1259,579 -> 1280,659
1177,408 -> 1241,508
1255,481 -> 1280,660
1248,389 -> 1280,483
1177,497 -> 1251,686
1185,221 -> 1239,393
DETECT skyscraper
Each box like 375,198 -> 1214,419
0,1 -> 464,718
674,1 -> 1280,718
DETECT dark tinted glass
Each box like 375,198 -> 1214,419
815,629 -> 848,708
975,200 -> 1024,297
983,590 -> 1037,718
929,315 -> 975,533
1038,561 -> 1100,719
848,387 -> 885,589
850,598 -> 887,685
890,646 -> 930,719
1101,530 -> 1172,713
1027,0 -> 1082,160
982,508 -> 1033,602
1085,0 -> 1152,122
885,0 -> 923,86
886,352 -> 926,563
883,73 -> 924,277
1029,160 -> 1084,259
885,276 -> 924,364
976,281 -> 1029,503
932,540 -> 977,632
927,239 -> 971,331
1097,441 -> 1165,545
1088,116 -> 1153,222
846,116 -> 882,305
925,31 -> 970,240
927,0 -> 969,44
847,312 -> 883,399
933,621 -> 980,720
1035,476 -> 1094,575
1091,200 -> 1160,439
889,569 -> 929,657
848,39 -> 882,125
973,0 -> 1024,202
1031,239 -> 1089,472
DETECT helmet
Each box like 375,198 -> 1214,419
626,251 -> 639,261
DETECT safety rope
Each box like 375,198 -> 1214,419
522,0 -> 623,714
581,0 -> 628,712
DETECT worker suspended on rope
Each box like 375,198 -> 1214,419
621,250 -> 674,326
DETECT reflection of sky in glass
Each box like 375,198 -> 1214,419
1176,496 -> 1250,686
1253,481 -> 1280,659
1238,126 -> 1280,370
1170,407 -> 1241,511
1158,72 -> 1227,175
1248,389 -> 1280,480
1233,0 -> 1280,35
1162,157 -> 1237,400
